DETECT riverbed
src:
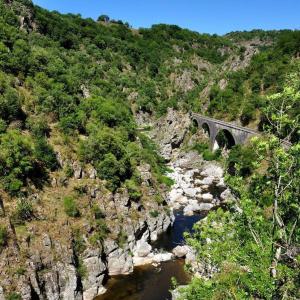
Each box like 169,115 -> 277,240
96,210 -> 203,300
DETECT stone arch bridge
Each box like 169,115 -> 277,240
191,113 -> 258,150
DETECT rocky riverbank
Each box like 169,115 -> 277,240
0,158 -> 175,300
167,152 -> 233,216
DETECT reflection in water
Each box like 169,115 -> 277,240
153,210 -> 204,251
96,210 -> 203,300
96,260 -> 189,300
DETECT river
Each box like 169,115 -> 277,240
96,210 -> 204,300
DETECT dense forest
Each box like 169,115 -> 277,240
0,0 -> 299,299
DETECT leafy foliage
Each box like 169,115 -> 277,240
181,70 -> 300,299
63,196 -> 80,218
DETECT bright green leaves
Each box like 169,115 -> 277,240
0,130 -> 55,195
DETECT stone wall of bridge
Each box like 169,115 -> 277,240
191,113 -> 257,149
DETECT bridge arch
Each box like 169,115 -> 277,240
191,113 -> 258,150
213,129 -> 236,151
202,122 -> 211,137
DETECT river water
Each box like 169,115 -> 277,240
96,210 -> 204,300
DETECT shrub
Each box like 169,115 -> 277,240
89,219 -> 109,245
73,229 -> 86,255
150,210 -> 159,218
92,205 -> 105,220
193,142 -> 209,154
77,258 -> 87,279
0,226 -> 8,250
63,196 -> 80,218
157,175 -> 175,187
34,138 -> 58,171
64,164 -> 74,178
203,149 -> 221,161
15,267 -> 26,276
11,201 -> 34,225
6,293 -> 22,300
26,116 -> 50,137
117,230 -> 128,248
227,144 -> 256,177
0,118 -> 7,133
125,179 -> 142,200
0,130 -> 49,195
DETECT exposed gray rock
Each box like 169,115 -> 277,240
200,164 -> 223,179
88,167 -> 97,179
73,162 -> 83,179
201,193 -> 213,202
82,249 -> 107,300
107,249 -> 133,276
150,108 -> 191,161
57,263 -> 82,300
171,70 -> 195,93
172,245 -> 190,258
0,287 -> 4,300
135,241 -> 152,257
220,189 -> 233,201
199,203 -> 214,211
42,234 -> 52,248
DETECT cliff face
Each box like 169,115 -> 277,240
0,158 -> 173,299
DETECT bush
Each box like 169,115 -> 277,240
193,142 -> 221,161
150,210 -> 159,218
6,293 -> 22,300
97,153 -> 124,191
157,175 -> 175,187
193,142 -> 209,154
92,205 -> 105,220
77,258 -> 87,279
26,116 -> 50,137
89,219 -> 109,245
11,201 -> 34,225
34,138 -> 58,171
203,149 -> 221,161
63,196 -> 80,218
0,130 -> 48,195
227,144 -> 256,177
117,230 -> 128,248
0,226 -> 8,250
125,179 -> 142,200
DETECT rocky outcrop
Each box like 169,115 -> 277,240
150,108 -> 191,161
172,245 -> 190,258
167,151 -> 232,216
0,158 -> 174,299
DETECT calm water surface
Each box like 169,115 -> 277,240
96,210 -> 204,300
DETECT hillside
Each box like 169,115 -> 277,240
0,0 -> 299,299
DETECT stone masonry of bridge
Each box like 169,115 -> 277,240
191,113 -> 258,150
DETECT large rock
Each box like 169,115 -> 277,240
135,241 -> 152,257
82,249 -> 107,300
183,188 -> 196,198
220,189 -> 233,201
107,249 -> 133,276
153,252 -> 174,262
201,164 -> 223,179
201,193 -> 213,202
199,176 -> 214,186
199,203 -> 214,211
172,245 -> 190,258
